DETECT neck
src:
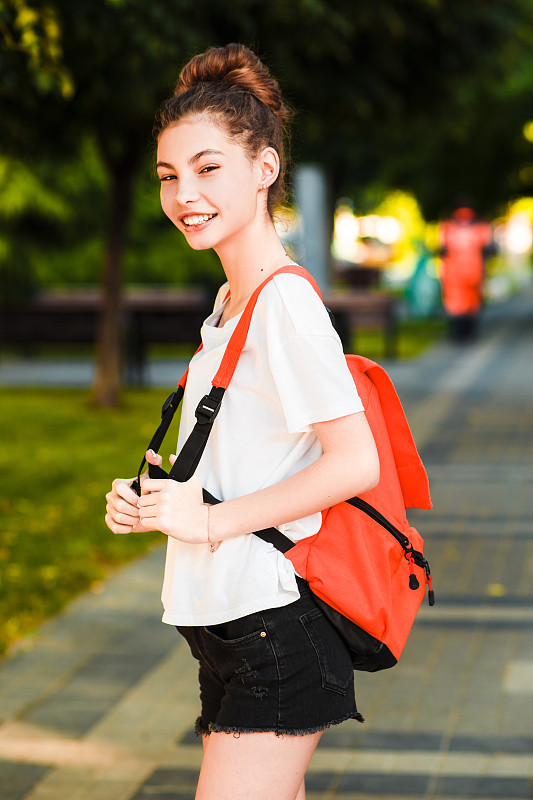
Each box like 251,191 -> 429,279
214,217 -> 293,305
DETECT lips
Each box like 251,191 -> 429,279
181,213 -> 217,227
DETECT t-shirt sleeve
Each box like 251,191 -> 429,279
268,333 -> 363,433
263,275 -> 364,434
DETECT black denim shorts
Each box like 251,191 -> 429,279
176,578 -> 364,736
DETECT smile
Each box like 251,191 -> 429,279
182,213 -> 217,227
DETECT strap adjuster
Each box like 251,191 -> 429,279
161,391 -> 177,417
195,394 -> 222,424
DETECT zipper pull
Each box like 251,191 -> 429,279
425,563 -> 435,606
406,549 -> 420,590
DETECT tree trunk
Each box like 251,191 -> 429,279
92,163 -> 133,407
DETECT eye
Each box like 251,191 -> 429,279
200,164 -> 219,174
158,174 -> 176,182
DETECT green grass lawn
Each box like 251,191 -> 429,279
0,317 -> 444,657
352,316 -> 446,361
0,387 -> 179,657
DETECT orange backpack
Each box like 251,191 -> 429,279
133,266 -> 434,672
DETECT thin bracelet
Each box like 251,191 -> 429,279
207,506 -> 216,553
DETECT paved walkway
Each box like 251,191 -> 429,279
0,356 -> 190,389
1,292 -> 533,800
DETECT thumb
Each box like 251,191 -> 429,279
145,449 -> 163,467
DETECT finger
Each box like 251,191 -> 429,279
137,492 -> 160,508
139,469 -> 150,486
145,449 -> 163,467
138,517 -> 159,531
169,453 -> 177,466
138,509 -> 158,525
181,473 -> 205,502
106,491 -> 140,518
187,474 -> 203,491
106,504 -> 139,526
113,479 -> 141,505
138,506 -> 158,521
141,478 -> 172,494
105,512 -> 135,535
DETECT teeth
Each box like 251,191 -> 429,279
183,214 -> 214,226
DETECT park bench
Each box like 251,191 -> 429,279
323,289 -> 397,360
0,286 -> 397,385
0,288 -> 212,384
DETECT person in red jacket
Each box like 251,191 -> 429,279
439,206 -> 493,342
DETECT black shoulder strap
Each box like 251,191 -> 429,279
167,386 -> 225,482
131,387 -> 183,495
133,267 -> 317,494
202,488 -> 295,553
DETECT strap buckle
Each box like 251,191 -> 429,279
161,390 -> 177,417
195,394 -> 222,424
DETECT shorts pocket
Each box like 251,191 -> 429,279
200,617 -> 277,692
203,616 -> 268,648
299,607 -> 353,695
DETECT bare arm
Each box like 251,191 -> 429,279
134,410 -> 379,544
210,410 -> 378,540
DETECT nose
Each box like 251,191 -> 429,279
172,177 -> 200,206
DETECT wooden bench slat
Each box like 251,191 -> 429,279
0,287 -> 397,382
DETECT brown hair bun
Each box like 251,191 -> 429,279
175,43 -> 289,125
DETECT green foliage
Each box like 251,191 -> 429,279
0,137 -> 108,294
1,0 -> 532,399
1,0 -> 531,272
0,0 -> 73,97
0,386 -> 175,655
2,0 -> 530,212
0,135 -> 222,289
0,135 -> 214,290
366,9 -> 533,219
247,0 -> 527,214
0,154 -> 71,220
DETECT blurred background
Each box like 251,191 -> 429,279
1,0 -> 533,671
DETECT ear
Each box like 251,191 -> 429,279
257,146 -> 280,190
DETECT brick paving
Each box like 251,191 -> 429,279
1,290 -> 532,799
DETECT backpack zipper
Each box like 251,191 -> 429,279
346,496 -> 434,605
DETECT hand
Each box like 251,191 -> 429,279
137,451 -> 208,543
105,473 -> 147,535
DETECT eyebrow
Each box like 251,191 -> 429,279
156,149 -> 224,170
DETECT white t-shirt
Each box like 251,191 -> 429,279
161,272 -> 364,626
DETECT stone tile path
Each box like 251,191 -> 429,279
1,291 -> 532,799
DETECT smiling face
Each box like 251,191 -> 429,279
156,114 -> 275,255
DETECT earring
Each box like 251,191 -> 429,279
262,183 -> 268,190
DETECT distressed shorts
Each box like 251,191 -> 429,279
176,578 -> 364,736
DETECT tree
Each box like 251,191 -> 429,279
1,0 -> 529,404
382,7 -> 533,219
1,0 -> 208,405
253,0 -> 528,217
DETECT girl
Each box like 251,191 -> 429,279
105,43 -> 379,800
